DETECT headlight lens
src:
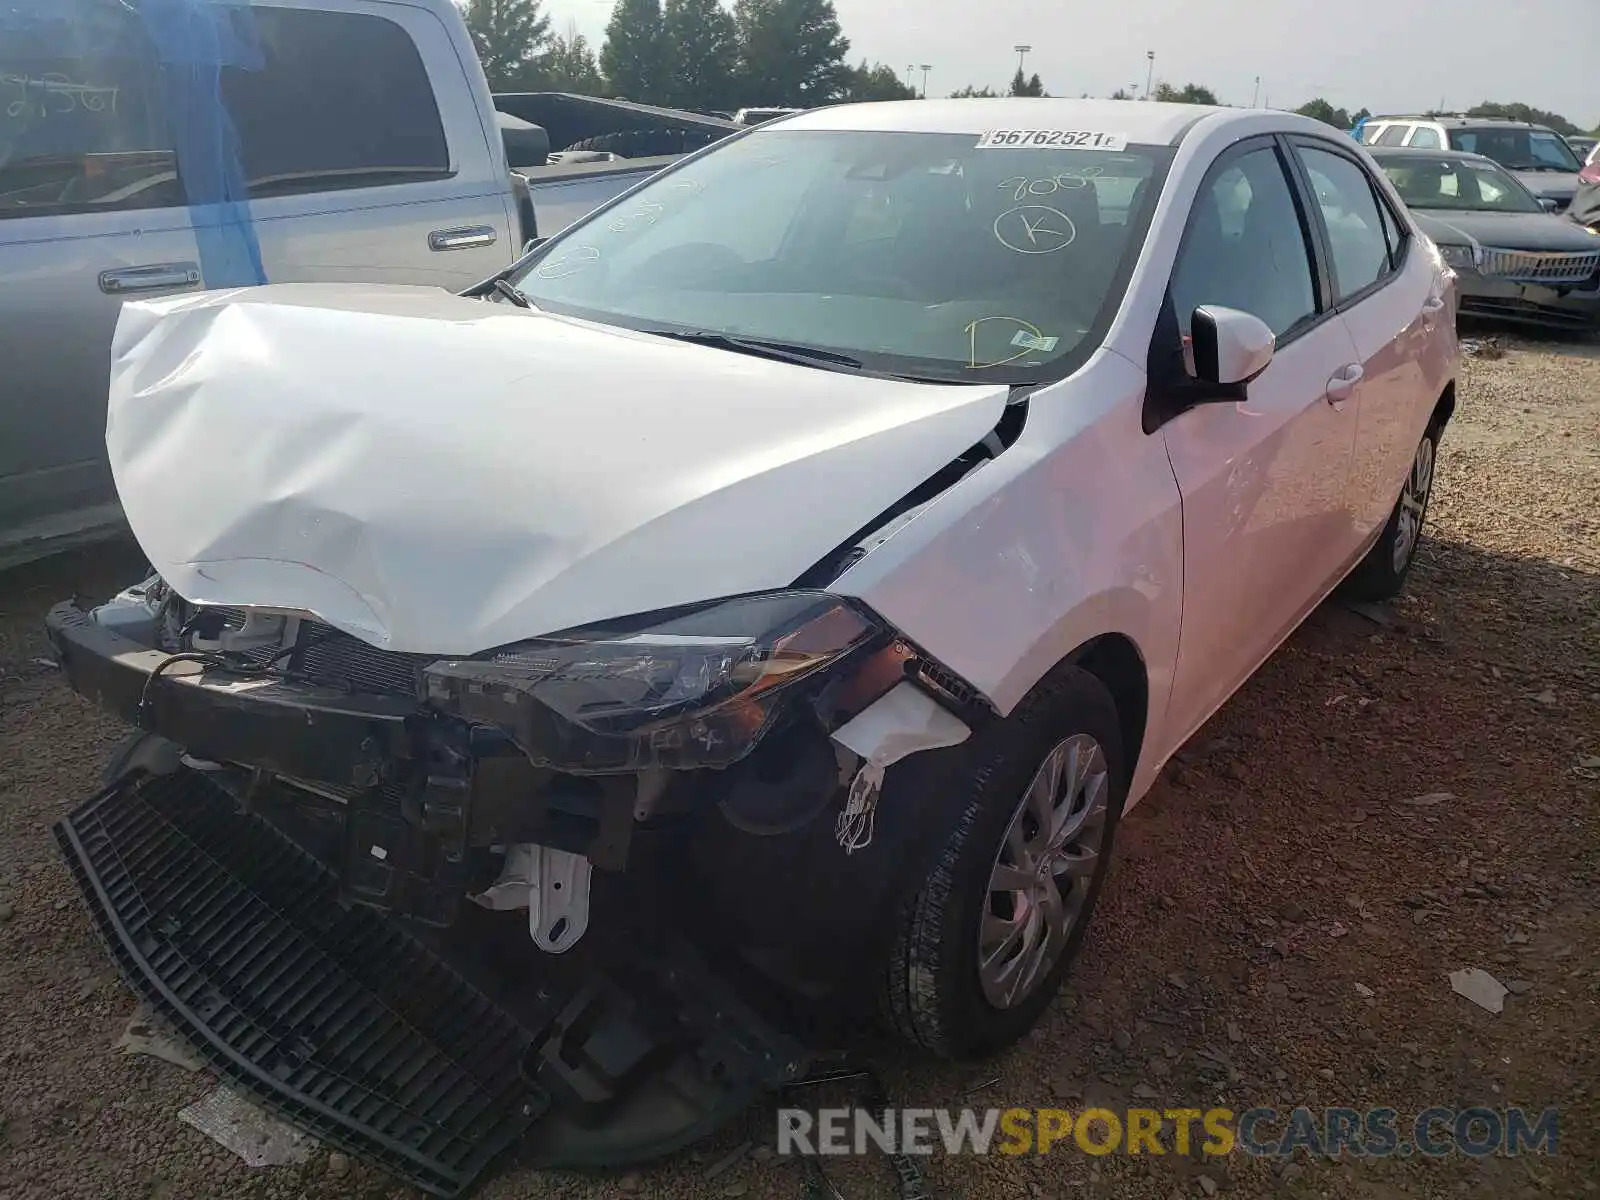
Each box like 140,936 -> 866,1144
1437,243 -> 1477,272
423,591 -> 881,772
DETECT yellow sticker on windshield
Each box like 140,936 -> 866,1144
976,130 -> 1128,151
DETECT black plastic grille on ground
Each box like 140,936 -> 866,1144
54,772 -> 547,1198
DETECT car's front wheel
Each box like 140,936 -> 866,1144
1341,423 -> 1440,602
880,665 -> 1127,1059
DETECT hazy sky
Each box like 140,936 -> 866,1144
549,0 -> 1598,127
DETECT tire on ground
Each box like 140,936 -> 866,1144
880,663 -> 1128,1059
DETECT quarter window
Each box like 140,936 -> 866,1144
1170,146 -> 1318,340
1297,146 -> 1393,299
218,7 -> 449,198
0,1 -> 180,218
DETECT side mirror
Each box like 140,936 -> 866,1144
1539,197 -> 1560,213
521,237 -> 546,257
1190,305 -> 1275,395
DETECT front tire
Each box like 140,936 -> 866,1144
880,665 -> 1127,1059
1341,424 -> 1439,603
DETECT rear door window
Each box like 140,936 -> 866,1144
1406,126 -> 1442,149
1296,145 -> 1395,300
1375,125 -> 1409,146
0,3 -> 180,218
218,7 -> 450,199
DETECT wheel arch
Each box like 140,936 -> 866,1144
1430,380 -> 1456,432
1058,633 -> 1151,783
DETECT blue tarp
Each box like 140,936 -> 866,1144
1,0 -> 267,286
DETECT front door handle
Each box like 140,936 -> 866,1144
428,225 -> 498,252
98,263 -> 201,295
1325,363 -> 1364,408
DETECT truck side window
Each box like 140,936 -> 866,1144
0,3 -> 181,219
219,7 -> 451,199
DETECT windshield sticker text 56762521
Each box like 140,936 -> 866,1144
976,129 -> 1127,151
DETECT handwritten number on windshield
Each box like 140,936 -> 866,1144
3,72 -> 119,120
996,166 -> 1103,203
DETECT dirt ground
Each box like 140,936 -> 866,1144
1,334 -> 1596,1200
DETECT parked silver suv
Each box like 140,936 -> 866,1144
0,0 -> 522,569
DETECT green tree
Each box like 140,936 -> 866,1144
543,24 -> 604,94
733,0 -> 852,106
661,0 -> 739,110
949,84 -> 999,98
461,0 -> 552,90
1110,87 -> 1134,100
1465,102 -> 1580,137
1296,97 -> 1352,130
1008,68 -> 1044,97
1154,81 -> 1219,106
840,60 -> 916,102
600,0 -> 667,102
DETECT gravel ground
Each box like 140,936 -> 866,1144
1,334 -> 1596,1200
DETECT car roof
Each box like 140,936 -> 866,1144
1369,114 -> 1556,132
1365,145 -> 1502,166
773,98 -> 1228,145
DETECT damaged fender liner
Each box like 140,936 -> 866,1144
55,771 -> 545,1197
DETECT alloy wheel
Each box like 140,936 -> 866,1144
1393,436 -> 1436,573
978,733 -> 1110,1009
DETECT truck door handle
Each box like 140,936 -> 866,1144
98,263 -> 202,294
1325,363 -> 1364,407
428,225 -> 498,252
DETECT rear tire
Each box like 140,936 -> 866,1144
1341,424 -> 1440,603
879,665 -> 1127,1060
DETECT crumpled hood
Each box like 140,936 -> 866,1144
108,283 -> 1009,653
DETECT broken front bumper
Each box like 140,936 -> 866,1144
54,752 -> 808,1198
45,600 -> 641,926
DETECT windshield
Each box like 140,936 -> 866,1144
1450,127 -> 1581,172
508,128 -> 1173,384
1379,155 -> 1542,213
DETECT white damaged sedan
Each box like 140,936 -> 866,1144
49,99 -> 1456,1186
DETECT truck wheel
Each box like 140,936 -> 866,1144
1340,424 -> 1439,603
880,665 -> 1127,1059
101,731 -> 183,787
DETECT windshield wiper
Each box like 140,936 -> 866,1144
492,279 -> 530,308
646,329 -> 866,371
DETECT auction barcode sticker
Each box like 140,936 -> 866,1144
976,129 -> 1128,151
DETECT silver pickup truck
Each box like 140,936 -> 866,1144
0,0 -> 736,569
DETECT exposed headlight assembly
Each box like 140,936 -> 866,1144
423,591 -> 883,773
1437,243 -> 1478,272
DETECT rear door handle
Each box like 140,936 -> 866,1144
98,263 -> 201,295
1325,363 -> 1364,407
428,225 -> 498,252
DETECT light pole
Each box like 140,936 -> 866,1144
1014,44 -> 1032,76
1144,50 -> 1155,100
919,64 -> 931,98
1252,76 -> 1261,107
